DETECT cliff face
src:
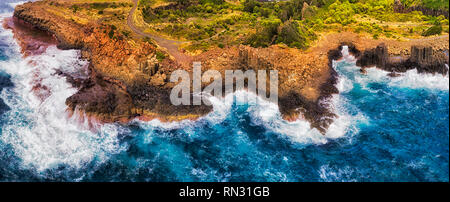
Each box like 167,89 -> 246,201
356,43 -> 449,75
3,16 -> 57,57
13,2 -> 84,49
12,1 -> 212,123
11,0 -> 340,132
356,43 -> 389,69
10,1 -> 449,133
235,45 -> 338,132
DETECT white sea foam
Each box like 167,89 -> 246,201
138,52 -> 364,145
7,1 -> 27,9
136,49 -> 366,145
241,40 -> 449,146
335,72 -> 354,93
340,46 -> 357,63
0,1 -> 26,15
339,46 -> 449,91
0,20 -> 124,172
241,91 -> 329,144
351,67 -> 449,91
318,164 -> 357,182
133,90 -> 235,130
389,67 -> 449,91
237,90 -> 357,144
136,88 -> 357,145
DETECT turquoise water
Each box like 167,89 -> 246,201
0,1 -> 448,182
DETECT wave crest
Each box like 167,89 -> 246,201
0,25 -> 124,172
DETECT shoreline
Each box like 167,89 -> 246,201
7,1 -> 450,134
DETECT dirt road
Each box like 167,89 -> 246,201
127,0 -> 192,66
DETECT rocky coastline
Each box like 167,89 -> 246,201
8,1 -> 449,134
353,43 -> 449,75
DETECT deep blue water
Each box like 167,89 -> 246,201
0,1 -> 448,182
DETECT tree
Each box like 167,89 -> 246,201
243,0 -> 260,13
245,18 -> 281,47
276,20 -> 308,49
422,24 -> 443,36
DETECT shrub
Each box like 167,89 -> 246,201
108,30 -> 114,39
121,31 -> 130,38
276,20 -> 312,49
372,33 -> 379,39
402,0 -> 450,10
422,24 -> 443,36
243,0 -> 260,13
199,0 -> 224,5
156,51 -> 166,61
245,18 -> 281,47
168,14 -> 178,22
91,2 -> 109,10
324,0 -> 356,25
71,5 -> 80,13
259,7 -> 272,18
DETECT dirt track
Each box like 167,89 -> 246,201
127,0 -> 192,66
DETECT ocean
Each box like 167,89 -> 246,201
0,1 -> 448,182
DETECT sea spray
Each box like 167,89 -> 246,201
339,46 -> 449,91
134,47 -> 364,145
135,87 -> 356,146
389,68 -> 449,91
0,20 -> 124,172
0,1 -> 448,181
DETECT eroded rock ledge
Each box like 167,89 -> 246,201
10,1 -> 449,134
12,1 -> 211,123
354,43 -> 449,75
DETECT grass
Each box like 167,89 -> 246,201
401,0 -> 449,10
43,0 -> 450,54
134,0 -> 448,53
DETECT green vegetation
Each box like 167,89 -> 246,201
401,0 -> 449,10
156,51 -> 167,61
245,17 -> 281,47
70,5 -> 80,13
141,0 -> 233,40
277,20 -> 315,49
136,0 -> 448,52
122,30 -> 131,38
422,24 -> 443,35
108,30 -> 115,39
303,0 -> 448,40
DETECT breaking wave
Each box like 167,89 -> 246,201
0,20 -> 124,172
338,46 -> 449,91
135,87 -> 358,146
0,1 -> 448,181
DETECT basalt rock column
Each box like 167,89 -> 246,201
356,43 -> 388,68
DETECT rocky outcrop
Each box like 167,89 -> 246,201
356,43 -> 389,69
13,2 -> 84,49
356,43 -> 449,75
12,1 -> 212,123
238,45 -> 274,71
3,16 -> 57,56
10,1 -> 449,134
200,44 -> 339,133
